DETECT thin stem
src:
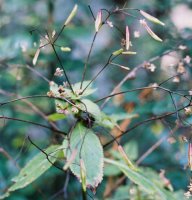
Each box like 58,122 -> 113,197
28,136 -> 65,172
95,85 -> 190,103
51,44 -> 75,94
0,116 -> 67,135
80,32 -> 98,89
81,54 -> 115,94
82,188 -> 87,200
103,103 -> 191,147
88,5 -> 95,20
53,25 -> 66,43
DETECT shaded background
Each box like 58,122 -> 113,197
1,0 -> 192,199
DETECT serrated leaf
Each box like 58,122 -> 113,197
63,123 -> 104,189
104,158 -> 176,200
47,113 -> 66,121
8,145 -> 60,192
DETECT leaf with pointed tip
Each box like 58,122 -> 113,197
0,193 -> 10,200
81,99 -> 101,120
63,123 -> 104,189
104,158 -> 176,200
98,112 -> 138,129
47,113 -> 66,121
8,145 -> 60,193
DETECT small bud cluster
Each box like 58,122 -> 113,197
143,62 -> 156,72
184,181 -> 192,199
54,68 -> 64,77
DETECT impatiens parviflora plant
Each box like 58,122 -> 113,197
0,5 -> 172,200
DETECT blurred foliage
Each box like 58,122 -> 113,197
1,0 -> 192,199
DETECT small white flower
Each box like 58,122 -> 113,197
54,68 -> 64,77
134,31 -> 140,38
106,20 -> 113,28
184,55 -> 191,64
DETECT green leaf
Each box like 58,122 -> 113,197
104,158 -> 176,200
0,193 -> 10,200
47,113 -> 66,121
73,81 -> 97,98
104,164 -> 122,176
63,123 -> 104,189
81,99 -> 101,120
50,81 -> 96,100
110,113 -> 138,122
8,145 -> 60,192
98,113 -> 138,129
110,141 -> 138,161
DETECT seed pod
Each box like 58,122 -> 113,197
140,19 -> 163,42
126,26 -> 130,50
112,48 -> 124,56
140,10 -> 165,26
188,143 -> 192,171
122,51 -> 137,55
64,4 -> 78,26
80,159 -> 87,192
118,145 -> 136,170
95,10 -> 102,32
61,47 -> 71,52
33,48 -> 40,65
